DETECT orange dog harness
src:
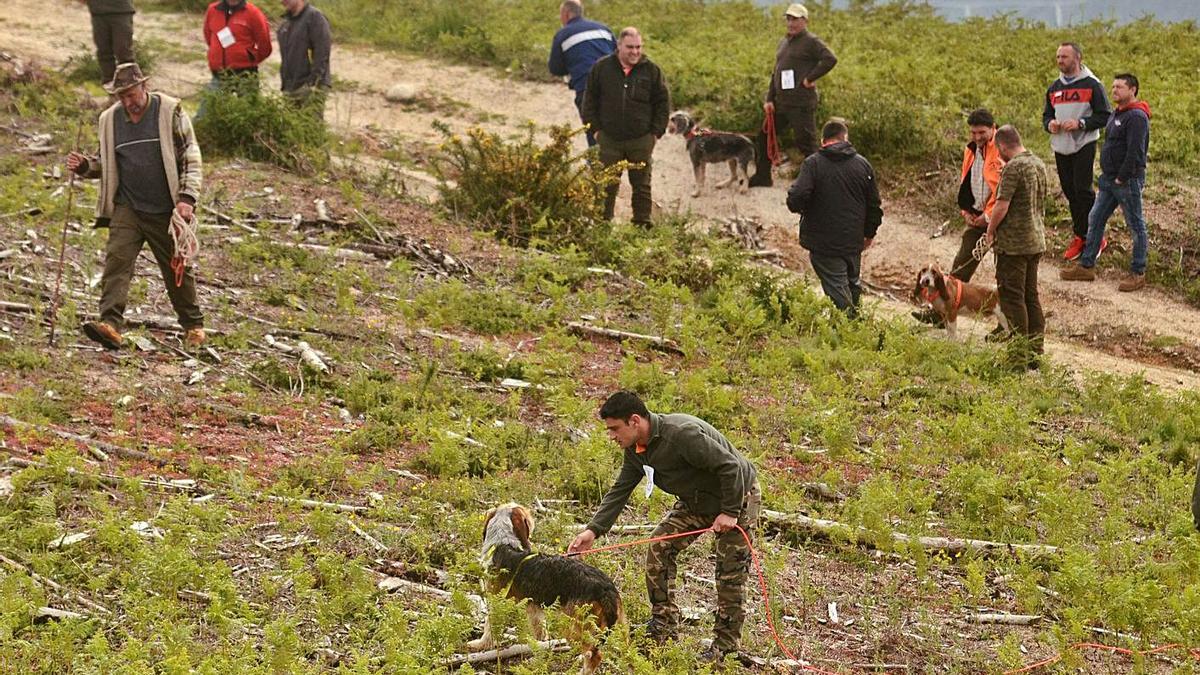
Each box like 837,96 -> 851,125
921,275 -> 963,314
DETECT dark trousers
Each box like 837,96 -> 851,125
754,105 -> 817,177
573,90 -> 596,147
100,204 -> 203,331
995,252 -> 1044,363
1054,142 -> 1097,239
809,251 -> 862,317
90,12 -> 135,85
284,85 -> 328,121
951,225 -> 988,282
598,133 -> 655,225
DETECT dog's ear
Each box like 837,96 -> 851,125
481,507 -> 498,541
509,506 -> 535,548
933,269 -> 948,297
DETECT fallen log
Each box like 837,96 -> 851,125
1,415 -> 169,466
565,321 -> 684,355
0,300 -> 35,314
444,639 -> 570,668
375,573 -> 486,615
762,510 -> 1059,559
0,552 -> 111,615
199,204 -> 258,234
36,607 -> 88,621
967,612 -> 1041,626
6,456 -> 198,494
265,495 -> 368,513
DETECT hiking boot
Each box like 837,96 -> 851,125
985,325 -> 1009,343
639,619 -> 676,646
82,321 -> 123,350
698,646 -> 751,669
747,171 -> 773,188
184,327 -> 206,349
1063,235 -> 1085,261
1118,273 -> 1146,292
911,308 -> 945,328
1059,264 -> 1095,281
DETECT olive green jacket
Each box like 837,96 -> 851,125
586,413 -> 757,536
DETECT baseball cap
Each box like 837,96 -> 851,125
785,3 -> 809,19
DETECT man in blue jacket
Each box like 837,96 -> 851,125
549,0 -> 614,147
1060,73 -> 1151,292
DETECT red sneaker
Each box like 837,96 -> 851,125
1063,236 -> 1085,261
1095,237 -> 1109,259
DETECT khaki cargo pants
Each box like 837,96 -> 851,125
99,204 -> 203,331
645,481 -> 761,652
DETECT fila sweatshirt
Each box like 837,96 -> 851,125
1042,65 -> 1112,156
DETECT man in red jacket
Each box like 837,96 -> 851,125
200,0 -> 271,113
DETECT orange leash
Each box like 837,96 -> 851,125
570,525 -> 840,674
571,527 -> 1200,673
763,113 -> 783,167
1003,642 -> 1200,674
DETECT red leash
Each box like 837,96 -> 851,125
1002,642 -> 1200,674
763,113 -> 783,167
571,528 -> 1200,673
570,525 -> 839,674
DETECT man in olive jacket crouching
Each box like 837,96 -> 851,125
568,392 -> 760,664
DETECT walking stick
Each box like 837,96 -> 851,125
48,121 -> 84,347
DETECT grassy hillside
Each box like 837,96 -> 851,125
2,66 -> 1200,673
149,0 -> 1200,173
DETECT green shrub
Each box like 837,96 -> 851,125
63,41 -> 159,85
432,122 -> 626,247
194,78 -> 328,172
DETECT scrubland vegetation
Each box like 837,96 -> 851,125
2,2 -> 1199,673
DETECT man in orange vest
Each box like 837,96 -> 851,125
914,109 -> 1004,329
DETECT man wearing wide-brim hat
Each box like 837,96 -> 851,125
66,62 -> 206,351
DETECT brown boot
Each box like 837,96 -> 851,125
83,321 -> 123,350
184,327 -> 206,349
1118,273 -> 1146,292
1059,264 -> 1096,281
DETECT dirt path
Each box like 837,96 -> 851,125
9,1 -> 1198,390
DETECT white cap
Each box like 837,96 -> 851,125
785,3 -> 809,19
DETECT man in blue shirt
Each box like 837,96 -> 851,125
549,0 -> 614,146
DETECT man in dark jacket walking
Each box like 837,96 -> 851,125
786,119 -> 882,317
1061,73 -> 1151,292
278,0 -> 332,119
750,3 -> 837,188
549,0 -> 614,147
568,391 -> 760,664
582,27 -> 670,225
82,0 -> 136,87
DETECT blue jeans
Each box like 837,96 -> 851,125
1080,174 -> 1147,274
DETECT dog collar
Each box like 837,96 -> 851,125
684,127 -> 711,140
921,276 -> 964,313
